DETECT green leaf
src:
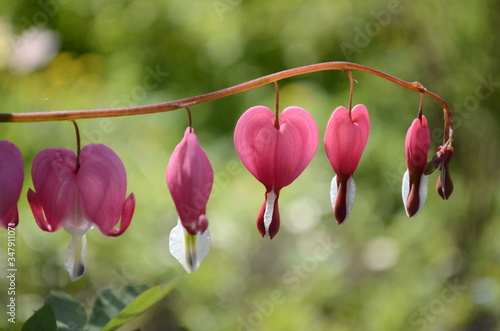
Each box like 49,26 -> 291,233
21,304 -> 57,331
45,291 -> 87,331
86,284 -> 149,331
101,276 -> 182,331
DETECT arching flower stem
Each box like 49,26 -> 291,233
0,61 -> 453,144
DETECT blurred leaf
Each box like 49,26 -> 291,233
45,291 -> 87,331
21,304 -> 57,331
86,284 -> 149,331
100,276 -> 182,331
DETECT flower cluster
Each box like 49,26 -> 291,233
0,97 -> 454,276
234,102 -> 453,237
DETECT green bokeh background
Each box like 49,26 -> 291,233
1,0 -> 499,330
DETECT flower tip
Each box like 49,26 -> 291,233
437,173 -> 454,200
65,235 -> 87,281
436,146 -> 454,200
330,175 -> 356,225
402,170 -> 428,218
169,219 -> 210,273
256,191 -> 280,239
198,215 -> 208,234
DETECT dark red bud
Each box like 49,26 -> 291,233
437,147 -> 454,200
406,170 -> 424,217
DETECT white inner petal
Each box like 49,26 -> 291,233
401,170 -> 410,216
65,234 -> 86,282
345,176 -> 356,221
169,218 -> 211,273
417,175 -> 428,216
330,175 -> 356,222
263,191 -> 277,237
330,175 -> 338,209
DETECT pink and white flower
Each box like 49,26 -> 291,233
324,105 -> 370,224
166,128 -> 213,273
402,116 -> 430,217
0,140 -> 24,229
28,144 -> 135,281
234,106 -> 318,238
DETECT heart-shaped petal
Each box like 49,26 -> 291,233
0,140 -> 24,229
28,144 -> 135,236
29,148 -> 78,232
234,105 -> 318,191
234,105 -> 318,238
324,105 -> 370,177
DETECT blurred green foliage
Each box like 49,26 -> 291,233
0,0 -> 499,330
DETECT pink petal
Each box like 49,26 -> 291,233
0,141 -> 24,229
166,128 -> 214,235
234,106 -> 318,191
402,116 -> 430,217
103,193 -> 136,237
324,105 -> 370,177
77,144 -> 134,237
405,116 -> 430,172
234,106 -> 279,190
29,148 -> 78,232
234,106 -> 318,238
29,144 -> 134,236
275,106 -> 319,189
27,188 -> 53,231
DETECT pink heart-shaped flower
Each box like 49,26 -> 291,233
0,140 -> 24,229
324,105 -> 370,224
234,105 -> 318,238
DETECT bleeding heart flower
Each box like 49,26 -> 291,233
0,140 -> 24,229
436,145 -> 454,200
324,105 -> 370,224
27,144 -> 135,281
166,127 -> 213,273
402,115 -> 430,217
234,105 -> 318,238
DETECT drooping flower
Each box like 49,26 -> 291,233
27,144 -> 135,281
0,140 -> 24,229
402,116 -> 430,217
166,127 -> 214,273
234,106 -> 318,238
436,145 -> 454,200
324,105 -> 370,224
